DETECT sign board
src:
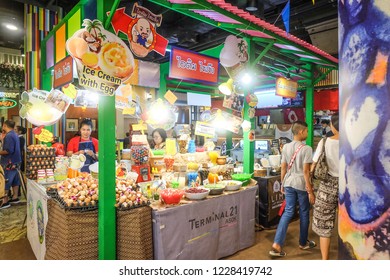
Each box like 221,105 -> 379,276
53,56 -> 73,89
275,77 -> 298,98
66,19 -> 135,96
0,98 -> 17,109
169,47 -> 219,84
195,121 -> 215,138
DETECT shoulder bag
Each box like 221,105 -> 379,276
313,138 -> 328,180
278,143 -> 305,216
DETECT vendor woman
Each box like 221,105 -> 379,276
152,128 -> 167,149
67,118 -> 98,172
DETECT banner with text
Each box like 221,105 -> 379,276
53,56 -> 73,89
169,47 -> 219,84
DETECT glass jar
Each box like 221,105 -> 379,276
130,143 -> 149,165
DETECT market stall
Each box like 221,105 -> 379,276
26,0 -> 338,260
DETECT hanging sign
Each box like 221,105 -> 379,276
169,47 -> 219,84
19,88 -> 71,126
275,77 -> 298,98
53,56 -> 73,89
0,98 -> 17,109
109,4 -> 168,57
66,19 -> 135,96
219,35 -> 248,79
33,126 -> 54,143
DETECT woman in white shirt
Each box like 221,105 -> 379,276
311,114 -> 339,260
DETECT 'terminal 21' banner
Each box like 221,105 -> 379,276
169,47 -> 220,84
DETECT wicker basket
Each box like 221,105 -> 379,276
45,201 -> 153,260
45,200 -> 98,260
116,206 -> 153,260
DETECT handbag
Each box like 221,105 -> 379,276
279,143 -> 305,216
313,138 -> 328,180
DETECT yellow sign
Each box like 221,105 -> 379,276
35,129 -> 54,143
132,123 -> 147,131
275,77 -> 298,98
62,83 -> 77,99
123,107 -> 135,115
164,90 -> 177,105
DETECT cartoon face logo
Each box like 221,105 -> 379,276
129,17 -> 156,57
135,18 -> 151,43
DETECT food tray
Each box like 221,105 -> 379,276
46,188 -> 98,212
116,200 -> 151,211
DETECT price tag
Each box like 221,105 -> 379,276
164,90 -> 177,105
203,179 -> 209,185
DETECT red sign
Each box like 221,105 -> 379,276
53,56 -> 73,89
169,47 -> 219,84
275,77 -> 298,98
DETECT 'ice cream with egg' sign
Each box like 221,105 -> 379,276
66,19 -> 135,96
169,47 -> 219,84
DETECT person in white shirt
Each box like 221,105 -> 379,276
311,113 -> 339,260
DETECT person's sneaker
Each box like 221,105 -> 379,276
9,198 -> 20,205
0,202 -> 11,209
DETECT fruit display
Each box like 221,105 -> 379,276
26,145 -> 56,180
47,174 -> 149,210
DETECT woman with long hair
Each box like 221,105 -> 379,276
311,113 -> 339,260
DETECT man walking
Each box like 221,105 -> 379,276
0,120 -> 21,209
269,121 -> 316,257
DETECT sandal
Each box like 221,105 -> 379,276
299,240 -> 317,250
269,248 -> 287,257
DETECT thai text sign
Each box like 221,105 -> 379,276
169,47 -> 219,84
275,77 -> 298,98
53,56 -> 73,89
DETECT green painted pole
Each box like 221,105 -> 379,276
305,64 -> 314,147
242,39 -> 255,174
97,0 -> 118,260
159,63 -> 168,98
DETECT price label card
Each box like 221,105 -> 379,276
164,90 -> 177,105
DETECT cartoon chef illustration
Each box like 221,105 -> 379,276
132,17 -> 152,48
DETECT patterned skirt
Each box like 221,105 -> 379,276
312,175 -> 339,238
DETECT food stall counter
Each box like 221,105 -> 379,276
150,181 -> 257,259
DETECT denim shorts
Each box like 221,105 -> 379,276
5,169 -> 21,190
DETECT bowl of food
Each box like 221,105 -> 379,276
231,173 -> 253,183
204,183 -> 226,195
184,187 -> 210,200
160,188 -> 184,205
222,180 -> 243,191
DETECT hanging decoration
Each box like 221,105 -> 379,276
219,35 -> 249,80
19,88 -> 71,126
109,4 -> 168,58
66,19 -> 135,96
248,129 -> 256,142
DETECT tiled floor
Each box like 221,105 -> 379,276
0,213 -> 338,260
